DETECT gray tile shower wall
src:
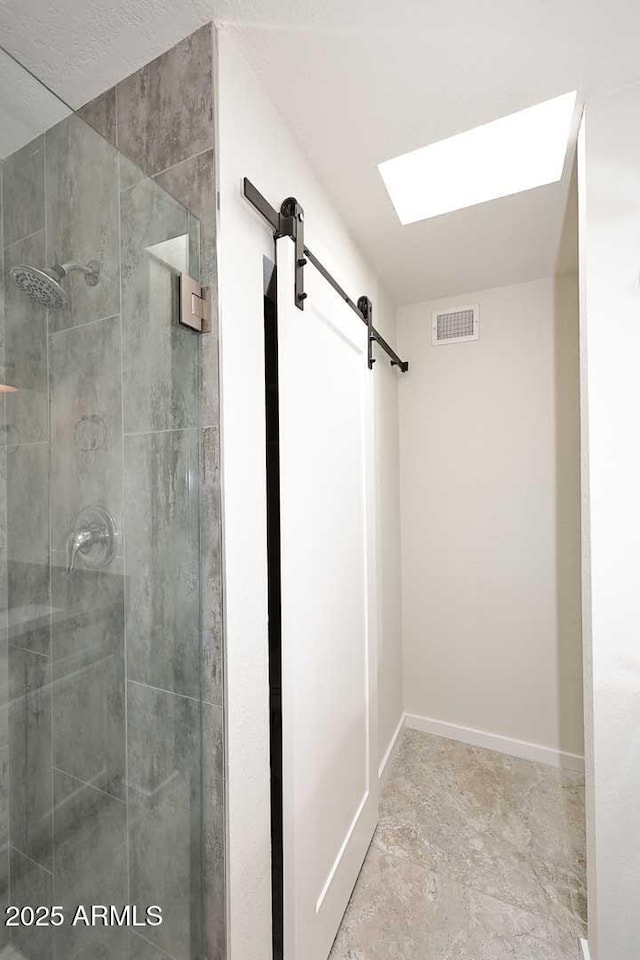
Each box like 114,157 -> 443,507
116,27 -> 215,180
49,314 -> 124,553
9,847 -> 52,960
51,559 -> 126,801
120,178 -> 197,434
0,162 -> 7,952
53,769 -> 129,959
124,429 -> 200,698
2,139 -> 45,248
4,232 -> 49,445
0,22 -> 224,960
45,114 -> 120,334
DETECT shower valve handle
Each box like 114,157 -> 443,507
66,506 -> 118,573
67,526 -> 98,572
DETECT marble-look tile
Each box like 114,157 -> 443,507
5,442 -> 49,560
0,636 -> 7,752
203,701 -> 226,960
154,150 -> 219,429
201,426 -> 222,706
154,149 -> 216,288
332,730 -> 586,960
380,733 -> 585,937
3,232 -> 49,445
9,647 -> 53,870
0,447 -> 6,547
124,429 -> 200,698
128,933 -> 176,960
0,633 -> 8,951
6,443 -> 50,655
9,846 -> 53,960
0,844 -> 7,952
331,845 -> 581,960
116,25 -> 214,178
52,770 -> 128,960
199,320 -> 219,431
0,160 -> 4,351
45,113 -> 120,333
51,558 -> 125,799
4,563 -> 51,657
117,152 -> 150,195
127,681 -> 204,960
466,886 -> 583,960
0,544 -> 6,616
0,747 -> 8,847
2,136 -> 44,246
77,87 -> 117,146
120,176 -> 198,434
49,314 -> 123,553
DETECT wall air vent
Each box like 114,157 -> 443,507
432,305 -> 479,345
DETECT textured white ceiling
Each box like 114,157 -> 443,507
2,0 -> 640,300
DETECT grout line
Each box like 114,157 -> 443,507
7,643 -> 49,661
126,675 -> 220,709
48,312 -> 120,338
118,144 -> 215,196
2,226 -> 46,255
152,145 -> 215,181
51,765 -> 125,806
123,425 -> 198,439
131,930 -> 181,960
3,440 -> 49,449
9,844 -> 54,879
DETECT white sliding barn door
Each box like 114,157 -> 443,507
276,237 -> 379,960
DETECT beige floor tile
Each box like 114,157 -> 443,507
331,730 -> 586,960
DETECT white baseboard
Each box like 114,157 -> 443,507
404,713 -> 585,772
378,712 -> 406,784
580,938 -> 590,960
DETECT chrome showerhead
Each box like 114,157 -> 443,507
10,260 -> 100,310
10,264 -> 68,309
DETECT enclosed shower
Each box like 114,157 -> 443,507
0,25 -> 223,960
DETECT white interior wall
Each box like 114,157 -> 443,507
578,83 -> 640,960
216,27 -> 403,960
397,276 -> 584,762
373,285 -> 404,774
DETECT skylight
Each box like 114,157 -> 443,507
378,91 -> 577,225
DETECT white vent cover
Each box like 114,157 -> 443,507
432,305 -> 479,345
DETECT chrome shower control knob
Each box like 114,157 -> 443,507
66,506 -> 119,572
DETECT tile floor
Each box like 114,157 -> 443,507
330,729 -> 586,960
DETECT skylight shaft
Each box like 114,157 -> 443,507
378,91 -> 577,224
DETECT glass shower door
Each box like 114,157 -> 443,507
0,43 -> 216,960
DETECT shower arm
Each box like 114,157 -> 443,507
52,259 -> 101,287
57,261 -> 97,278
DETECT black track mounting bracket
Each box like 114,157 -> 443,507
279,197 -> 306,311
242,177 -> 409,372
358,296 -> 376,370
